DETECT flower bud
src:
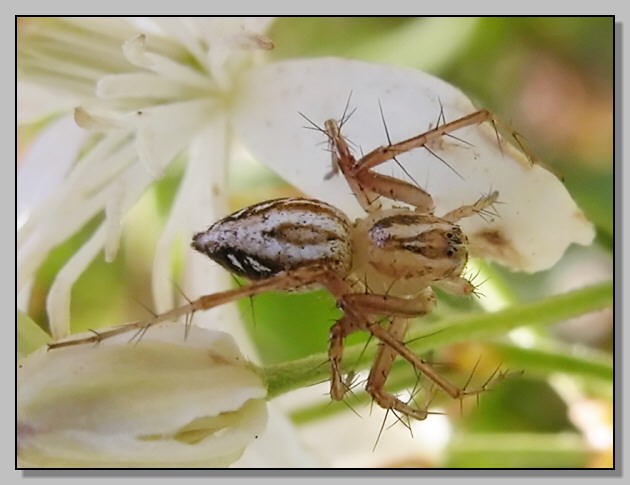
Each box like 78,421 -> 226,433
18,325 -> 267,468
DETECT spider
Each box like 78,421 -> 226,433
49,107 -> 507,420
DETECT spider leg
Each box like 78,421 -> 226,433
324,119 -> 382,212
328,314 -> 360,401
365,317 -> 431,421
442,190 -> 499,223
356,109 -> 495,173
325,109 -> 521,213
48,263 -> 505,420
48,266 -> 335,349
325,283 -> 463,400
340,289 -> 450,418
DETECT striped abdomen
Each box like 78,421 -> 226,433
192,198 -> 353,280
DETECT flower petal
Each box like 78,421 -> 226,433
122,34 -> 214,90
97,72 -> 201,100
45,223 -> 107,339
232,58 -> 595,272
18,324 -> 268,468
17,132 -> 134,290
132,99 -> 216,177
17,115 -> 87,229
151,117 -> 228,314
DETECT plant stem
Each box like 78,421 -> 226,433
262,280 -> 613,399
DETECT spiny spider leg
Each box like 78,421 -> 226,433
47,267 -> 328,350
442,190 -> 500,223
361,287 -> 437,419
365,317 -> 432,420
353,109 -> 504,172
323,118 -> 382,212
342,181 -> 500,412
328,287 -> 436,403
325,108 -> 525,213
337,293 -> 509,403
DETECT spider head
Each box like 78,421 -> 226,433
353,210 -> 469,294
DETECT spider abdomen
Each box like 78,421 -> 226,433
192,197 -> 353,280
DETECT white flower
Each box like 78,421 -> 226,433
18,17 -> 276,340
17,325 -> 267,468
17,17 -> 596,469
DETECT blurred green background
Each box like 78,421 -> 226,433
20,17 -> 614,468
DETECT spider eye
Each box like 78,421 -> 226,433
446,248 -> 455,257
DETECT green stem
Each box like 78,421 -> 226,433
261,280 -> 612,399
289,341 -> 613,424
492,341 -> 613,383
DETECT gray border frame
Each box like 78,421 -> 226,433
13,14 -> 622,481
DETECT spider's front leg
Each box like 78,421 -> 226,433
47,266 -> 338,349
324,117 -> 433,213
325,108 -> 519,213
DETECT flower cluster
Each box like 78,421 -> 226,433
17,17 -> 595,468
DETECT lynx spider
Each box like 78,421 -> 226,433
49,106 -> 511,420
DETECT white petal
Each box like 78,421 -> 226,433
17,82 -> 78,124
17,136 -> 137,293
122,33 -> 214,89
45,223 -> 106,339
18,137 -> 127,292
73,106 -> 127,131
150,18 -> 211,72
234,404 -> 321,467
28,160 -> 158,338
232,58 -> 595,272
122,33 -> 152,68
150,118 -> 227,314
97,72 -> 198,100
132,99 -> 216,177
17,115 -> 87,230
18,325 -> 268,468
18,18 -> 140,98
195,17 -> 275,51
104,181 -> 125,262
